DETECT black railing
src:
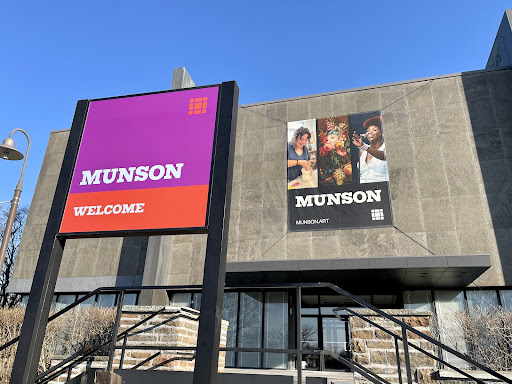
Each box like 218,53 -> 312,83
2,282 -> 512,384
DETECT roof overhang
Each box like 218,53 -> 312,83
226,255 -> 491,293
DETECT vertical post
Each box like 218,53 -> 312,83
192,81 -> 238,384
295,286 -> 302,384
395,337 -> 403,384
0,190 -> 21,270
10,100 -> 89,384
401,326 -> 413,384
107,290 -> 125,371
119,334 -> 128,369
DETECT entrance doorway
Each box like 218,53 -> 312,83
300,293 -> 350,371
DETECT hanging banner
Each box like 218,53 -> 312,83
287,111 -> 393,231
60,85 -> 220,235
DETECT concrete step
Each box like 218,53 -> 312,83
223,368 -> 354,384
65,368 -> 354,384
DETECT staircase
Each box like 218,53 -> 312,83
2,282 -> 511,384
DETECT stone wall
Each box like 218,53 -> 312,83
48,306 -> 228,383
349,309 -> 436,384
115,306 -> 228,371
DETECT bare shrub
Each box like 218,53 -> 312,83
451,306 -> 512,371
0,307 -> 24,383
0,306 -> 115,383
0,207 -> 28,308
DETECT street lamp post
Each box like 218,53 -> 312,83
0,129 -> 30,273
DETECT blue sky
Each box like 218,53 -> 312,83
0,1 -> 509,208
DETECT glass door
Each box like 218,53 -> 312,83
301,316 -> 320,370
322,317 -> 349,370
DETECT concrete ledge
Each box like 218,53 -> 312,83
435,369 -> 512,381
349,309 -> 431,316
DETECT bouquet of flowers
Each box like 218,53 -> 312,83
318,117 -> 352,185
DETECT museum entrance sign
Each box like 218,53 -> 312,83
60,85 -> 220,236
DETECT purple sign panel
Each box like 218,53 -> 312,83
60,86 -> 220,234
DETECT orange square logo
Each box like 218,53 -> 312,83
188,97 -> 208,115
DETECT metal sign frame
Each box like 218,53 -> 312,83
10,81 -> 238,384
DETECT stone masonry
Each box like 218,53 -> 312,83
115,306 -> 228,371
349,309 -> 436,384
48,306 -> 228,383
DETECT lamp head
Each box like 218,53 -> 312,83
0,137 -> 24,160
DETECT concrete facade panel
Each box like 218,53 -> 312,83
379,85 -> 407,112
431,76 -> 464,106
381,111 -> 411,140
286,98 -> 309,122
435,103 -> 469,134
440,132 -> 477,165
391,199 -> 425,233
412,135 -> 444,167
331,92 -> 357,116
416,167 -> 450,199
407,107 -> 438,138
355,89 -> 380,112
405,82 -> 434,110
309,96 -> 333,118
445,163 -> 483,197
395,232 -> 429,257
388,167 -> 420,201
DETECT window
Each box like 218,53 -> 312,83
238,292 -> 263,368
499,290 -> 512,309
222,292 -> 238,367
467,290 -> 498,315
169,292 -> 192,307
96,294 -> 116,308
264,292 -> 289,369
434,291 -> 469,369
403,290 -> 432,311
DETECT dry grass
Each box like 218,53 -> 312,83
0,306 -> 115,383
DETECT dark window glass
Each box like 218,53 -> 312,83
238,292 -> 263,368
222,292 -> 238,367
264,291 -> 289,369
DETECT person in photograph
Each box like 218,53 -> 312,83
287,126 -> 312,181
351,115 -> 388,183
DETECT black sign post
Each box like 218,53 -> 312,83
193,81 -> 238,384
10,82 -> 238,384
10,100 -> 89,384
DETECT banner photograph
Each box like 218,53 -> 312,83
59,86 -> 219,234
287,111 -> 393,231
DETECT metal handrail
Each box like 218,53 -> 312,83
326,281 -> 512,384
3,281 -> 511,384
338,307 -> 489,384
0,284 -> 200,354
35,305 -> 169,383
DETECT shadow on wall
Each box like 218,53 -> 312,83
461,68 -> 512,285
115,236 -> 148,286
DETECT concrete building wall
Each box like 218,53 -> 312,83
10,68 -> 512,293
487,10 -> 512,69
168,70 -> 510,287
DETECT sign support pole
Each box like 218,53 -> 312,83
192,81 -> 238,384
9,100 -> 89,384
